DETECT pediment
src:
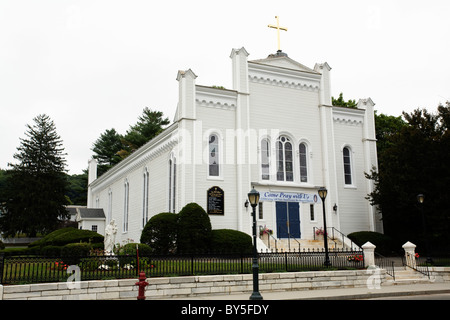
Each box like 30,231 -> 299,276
249,53 -> 319,75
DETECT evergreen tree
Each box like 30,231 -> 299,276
91,128 -> 123,176
121,107 -> 170,157
0,114 -> 69,237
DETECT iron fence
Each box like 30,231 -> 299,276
0,249 -> 365,285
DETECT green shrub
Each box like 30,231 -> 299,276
140,212 -> 177,254
347,231 -> 396,256
30,227 -> 103,247
41,245 -> 63,257
177,203 -> 212,253
61,242 -> 93,265
210,229 -> 253,253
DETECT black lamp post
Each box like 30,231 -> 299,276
318,187 -> 331,267
248,187 -> 263,300
417,194 -> 432,264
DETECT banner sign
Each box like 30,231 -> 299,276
260,191 -> 321,203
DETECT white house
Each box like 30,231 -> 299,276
87,48 -> 382,248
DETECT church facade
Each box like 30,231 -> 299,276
86,48 -> 382,247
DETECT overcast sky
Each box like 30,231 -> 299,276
1,0 -> 449,175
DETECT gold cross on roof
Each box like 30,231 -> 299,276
268,16 -> 287,51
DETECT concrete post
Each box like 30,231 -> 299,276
362,241 -> 376,267
402,241 -> 417,269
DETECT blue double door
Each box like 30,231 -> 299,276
276,202 -> 301,238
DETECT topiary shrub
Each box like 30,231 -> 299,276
41,245 -> 63,257
140,212 -> 177,254
347,231 -> 396,256
30,227 -> 103,247
210,229 -> 253,253
61,242 -> 93,265
177,203 -> 212,253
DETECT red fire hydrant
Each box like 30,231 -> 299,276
135,271 -> 149,300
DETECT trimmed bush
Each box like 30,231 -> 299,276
347,231 -> 396,256
41,245 -> 63,257
61,242 -> 93,265
177,203 -> 212,253
210,229 -> 253,253
140,212 -> 177,254
30,227 -> 104,247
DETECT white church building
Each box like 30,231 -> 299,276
86,47 -> 382,248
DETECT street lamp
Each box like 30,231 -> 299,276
417,194 -> 432,264
248,187 -> 263,300
318,187 -> 331,267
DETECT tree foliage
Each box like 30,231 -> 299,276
91,107 -> 170,176
367,103 -> 450,252
332,92 -> 357,108
0,114 -> 69,237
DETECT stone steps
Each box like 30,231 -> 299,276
385,267 -> 433,285
261,238 -> 350,252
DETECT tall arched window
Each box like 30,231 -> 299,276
142,169 -> 149,228
261,138 -> 270,180
299,142 -> 308,183
168,156 -> 176,213
209,134 -> 219,177
276,136 -> 293,182
343,147 -> 352,185
107,189 -> 112,223
123,179 -> 129,232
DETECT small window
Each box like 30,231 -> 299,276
92,225 -> 98,232
310,204 -> 315,221
343,147 -> 352,185
258,202 -> 263,220
209,134 -> 219,177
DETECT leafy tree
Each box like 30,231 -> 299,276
0,114 -> 69,237
332,92 -> 357,108
66,172 -> 88,206
366,103 -> 450,252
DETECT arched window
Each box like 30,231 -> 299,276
261,138 -> 270,180
209,134 -> 219,177
343,147 -> 352,185
168,156 -> 176,213
299,142 -> 308,183
123,179 -> 129,232
276,136 -> 293,182
142,169 -> 149,228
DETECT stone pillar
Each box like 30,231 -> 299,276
402,241 -> 417,269
362,241 -> 376,268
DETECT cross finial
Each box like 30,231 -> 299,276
268,16 -> 287,52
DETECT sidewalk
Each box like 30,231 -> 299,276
152,282 -> 450,300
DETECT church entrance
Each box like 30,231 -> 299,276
275,202 -> 300,238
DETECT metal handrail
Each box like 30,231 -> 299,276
374,252 -> 396,280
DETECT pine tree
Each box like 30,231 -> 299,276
0,114 -> 69,237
